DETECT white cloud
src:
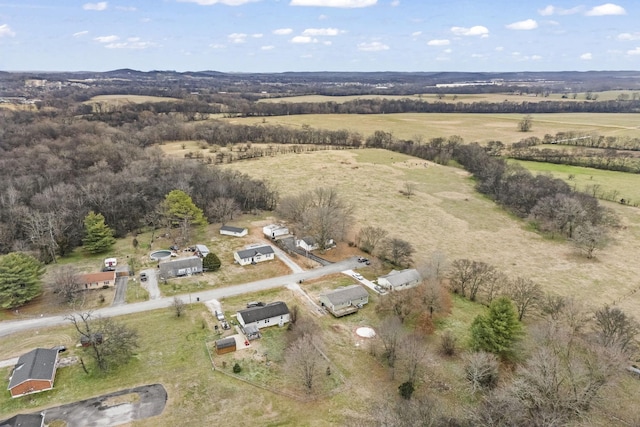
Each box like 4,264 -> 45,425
252,33 -> 263,38
323,40 -> 332,45
273,28 -> 293,35
302,28 -> 341,36
73,30 -> 89,37
228,33 -> 248,43
83,2 -> 108,11
427,39 -> 450,46
291,36 -> 317,43
116,6 -> 137,11
443,48 -> 452,53
261,45 -> 275,50
290,0 -> 377,7
411,31 -> 422,37
94,35 -> 119,43
531,55 -> 542,60
357,41 -> 389,51
319,14 -> 329,20
580,52 -> 593,60
618,32 -> 640,41
177,0 -> 259,5
538,5 -> 582,16
451,25 -> 489,37
585,3 -> 626,16
0,24 -> 16,37
506,19 -> 538,30
627,47 -> 640,55
495,46 -> 504,51
210,43 -> 225,49
105,39 -> 156,49
391,0 -> 400,6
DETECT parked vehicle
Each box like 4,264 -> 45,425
246,301 -> 265,308
215,310 -> 225,321
140,272 -> 148,281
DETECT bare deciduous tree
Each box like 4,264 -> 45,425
52,265 -> 81,304
378,316 -> 405,377
449,259 -> 497,301
206,196 -> 241,224
380,238 -> 414,267
464,351 -> 500,393
507,276 -> 543,321
355,225 -> 388,254
571,224 -> 608,259
172,296 -> 186,317
594,305 -> 638,354
67,312 -> 139,372
285,334 -> 322,394
399,333 -> 427,384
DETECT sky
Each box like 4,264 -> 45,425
1,0 -> 640,72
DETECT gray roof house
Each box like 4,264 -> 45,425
234,245 -> 275,266
319,285 -> 369,317
220,225 -> 248,237
236,302 -> 290,329
194,244 -> 210,258
377,269 -> 421,291
8,348 -> 59,398
159,256 -> 203,279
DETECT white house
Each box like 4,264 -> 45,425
236,301 -> 290,330
319,284 -> 369,317
219,225 -> 248,237
378,269 -> 421,291
234,245 -> 275,266
77,271 -> 116,290
296,236 -> 334,252
262,224 -> 289,239
159,256 -> 203,278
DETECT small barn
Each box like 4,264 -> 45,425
215,337 -> 237,355
234,245 -> 275,266
159,256 -> 203,278
77,271 -> 116,290
237,302 -> 290,330
220,225 -> 248,237
378,269 -> 421,291
262,224 -> 289,239
8,348 -> 59,398
319,284 -> 369,317
194,244 -> 210,258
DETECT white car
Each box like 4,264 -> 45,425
352,273 -> 364,280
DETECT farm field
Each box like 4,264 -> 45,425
223,112 -> 640,143
514,159 -> 640,206
257,90 -> 640,104
215,148 -> 640,319
84,94 -> 181,104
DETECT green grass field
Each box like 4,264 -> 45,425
222,112 -> 640,143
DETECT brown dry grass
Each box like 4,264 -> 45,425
217,148 -> 640,321
85,94 -> 181,104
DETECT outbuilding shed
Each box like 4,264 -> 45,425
215,337 -> 237,355
220,225 -> 248,237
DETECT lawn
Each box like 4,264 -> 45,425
221,112 -> 640,143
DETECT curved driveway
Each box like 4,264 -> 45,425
0,257 -> 361,338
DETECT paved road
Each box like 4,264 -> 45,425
0,257 -> 361,338
112,276 -> 129,306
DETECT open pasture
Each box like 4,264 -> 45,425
220,148 -> 640,319
85,94 -> 181,104
223,112 -> 640,143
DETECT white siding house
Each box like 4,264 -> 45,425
220,225 -> 248,237
234,245 -> 275,266
319,285 -> 369,317
378,269 -> 421,291
159,256 -> 203,278
262,224 -> 289,239
236,302 -> 290,329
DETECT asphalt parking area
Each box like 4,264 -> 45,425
42,383 -> 167,426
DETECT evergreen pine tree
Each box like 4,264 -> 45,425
0,252 -> 44,308
83,211 -> 116,254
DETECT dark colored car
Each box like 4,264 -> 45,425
140,272 -> 148,281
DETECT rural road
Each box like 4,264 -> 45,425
0,257 -> 362,338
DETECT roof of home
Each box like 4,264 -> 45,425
321,285 -> 369,306
8,348 -> 58,390
300,236 -> 316,245
220,225 -> 246,233
243,324 -> 260,335
379,269 -> 421,287
235,245 -> 274,260
195,244 -> 210,253
78,271 -> 115,284
238,301 -> 289,324
0,414 -> 44,427
215,337 -> 236,349
159,256 -> 202,268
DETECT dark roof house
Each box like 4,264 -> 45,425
236,301 -> 290,329
159,256 -> 203,279
8,348 -> 59,398
220,225 -> 248,237
234,245 -> 275,266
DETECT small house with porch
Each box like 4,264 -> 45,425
215,337 -> 237,355
159,256 -> 203,279
220,225 -> 248,237
234,245 -> 275,266
8,348 -> 59,398
378,269 -> 421,291
319,285 -> 369,317
236,301 -> 290,330
262,224 -> 289,239
77,271 -> 116,290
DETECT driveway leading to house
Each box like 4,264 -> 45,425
139,268 -> 160,300
270,243 -> 305,274
39,383 -> 167,426
0,257 -> 361,338
342,269 -> 382,294
111,276 -> 129,306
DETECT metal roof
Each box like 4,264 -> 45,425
237,301 -> 289,324
235,245 -> 274,260
321,285 -> 369,306
220,225 -> 246,233
379,269 -> 421,287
